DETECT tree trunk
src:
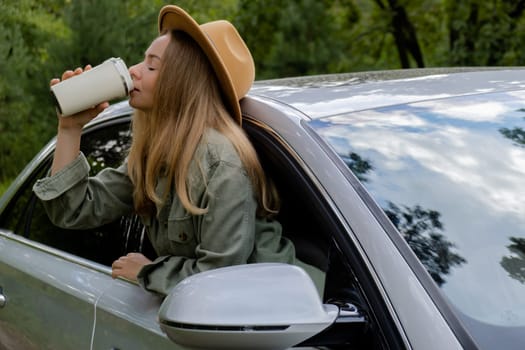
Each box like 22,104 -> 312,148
375,0 -> 425,68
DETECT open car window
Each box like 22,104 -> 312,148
0,118 -> 155,266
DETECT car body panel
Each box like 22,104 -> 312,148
0,230 -> 101,349
92,278 -> 174,349
252,68 -> 525,119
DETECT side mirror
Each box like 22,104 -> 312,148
158,263 -> 339,350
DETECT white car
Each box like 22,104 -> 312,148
1,68 -> 524,349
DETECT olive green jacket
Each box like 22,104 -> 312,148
33,129 -> 296,295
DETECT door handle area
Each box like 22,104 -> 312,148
0,287 -> 6,308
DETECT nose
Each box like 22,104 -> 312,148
129,63 -> 140,80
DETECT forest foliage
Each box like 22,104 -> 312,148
2,0 -> 525,188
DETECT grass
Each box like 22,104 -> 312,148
0,179 -> 13,198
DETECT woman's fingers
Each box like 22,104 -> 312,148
51,64 -> 93,87
111,253 -> 152,281
60,65 -> 91,82
60,69 -> 74,81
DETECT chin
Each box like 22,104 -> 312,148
129,99 -> 151,112
129,100 -> 142,111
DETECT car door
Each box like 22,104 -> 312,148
89,277 -> 175,349
0,113 -> 174,349
0,232 -> 101,350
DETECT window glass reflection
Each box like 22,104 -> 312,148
310,91 -> 525,331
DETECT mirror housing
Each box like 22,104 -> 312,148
158,263 -> 338,350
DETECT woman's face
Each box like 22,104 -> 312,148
128,34 -> 170,112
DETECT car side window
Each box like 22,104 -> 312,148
0,119 -> 155,266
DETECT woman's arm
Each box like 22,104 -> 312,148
50,66 -> 109,175
33,66 -> 129,229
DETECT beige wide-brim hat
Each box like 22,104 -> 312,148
158,5 -> 255,124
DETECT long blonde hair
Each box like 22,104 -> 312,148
127,30 -> 278,218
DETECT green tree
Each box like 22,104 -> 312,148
48,0 -> 239,87
50,0 -> 158,75
373,0 -> 424,68
235,0 -> 359,78
0,0 -> 69,181
445,0 -> 525,66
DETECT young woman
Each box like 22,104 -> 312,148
33,5 -> 296,296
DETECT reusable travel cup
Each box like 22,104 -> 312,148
50,57 -> 133,116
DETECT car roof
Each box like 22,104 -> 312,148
250,67 -> 525,119
93,67 -> 525,125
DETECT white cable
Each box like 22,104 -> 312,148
90,283 -> 111,350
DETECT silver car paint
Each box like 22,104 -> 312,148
0,231 -> 102,349
91,277 -> 174,349
252,68 -> 525,119
0,230 -> 177,350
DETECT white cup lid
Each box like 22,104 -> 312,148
108,57 -> 134,93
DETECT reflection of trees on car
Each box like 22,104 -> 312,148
341,152 -> 373,182
341,150 -> 466,286
500,126 -> 525,147
383,202 -> 466,286
499,112 -> 525,147
501,237 -> 525,284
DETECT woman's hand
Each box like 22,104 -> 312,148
111,253 -> 153,282
51,65 -> 109,130
49,65 -> 110,175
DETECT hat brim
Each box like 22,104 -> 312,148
158,5 -> 241,124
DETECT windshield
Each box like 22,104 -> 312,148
309,90 -> 525,348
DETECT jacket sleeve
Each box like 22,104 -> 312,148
32,152 -> 134,229
137,160 -> 257,295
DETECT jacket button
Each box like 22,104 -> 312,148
179,232 -> 188,241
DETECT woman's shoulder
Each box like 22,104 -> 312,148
203,128 -> 231,145
197,128 -> 243,169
